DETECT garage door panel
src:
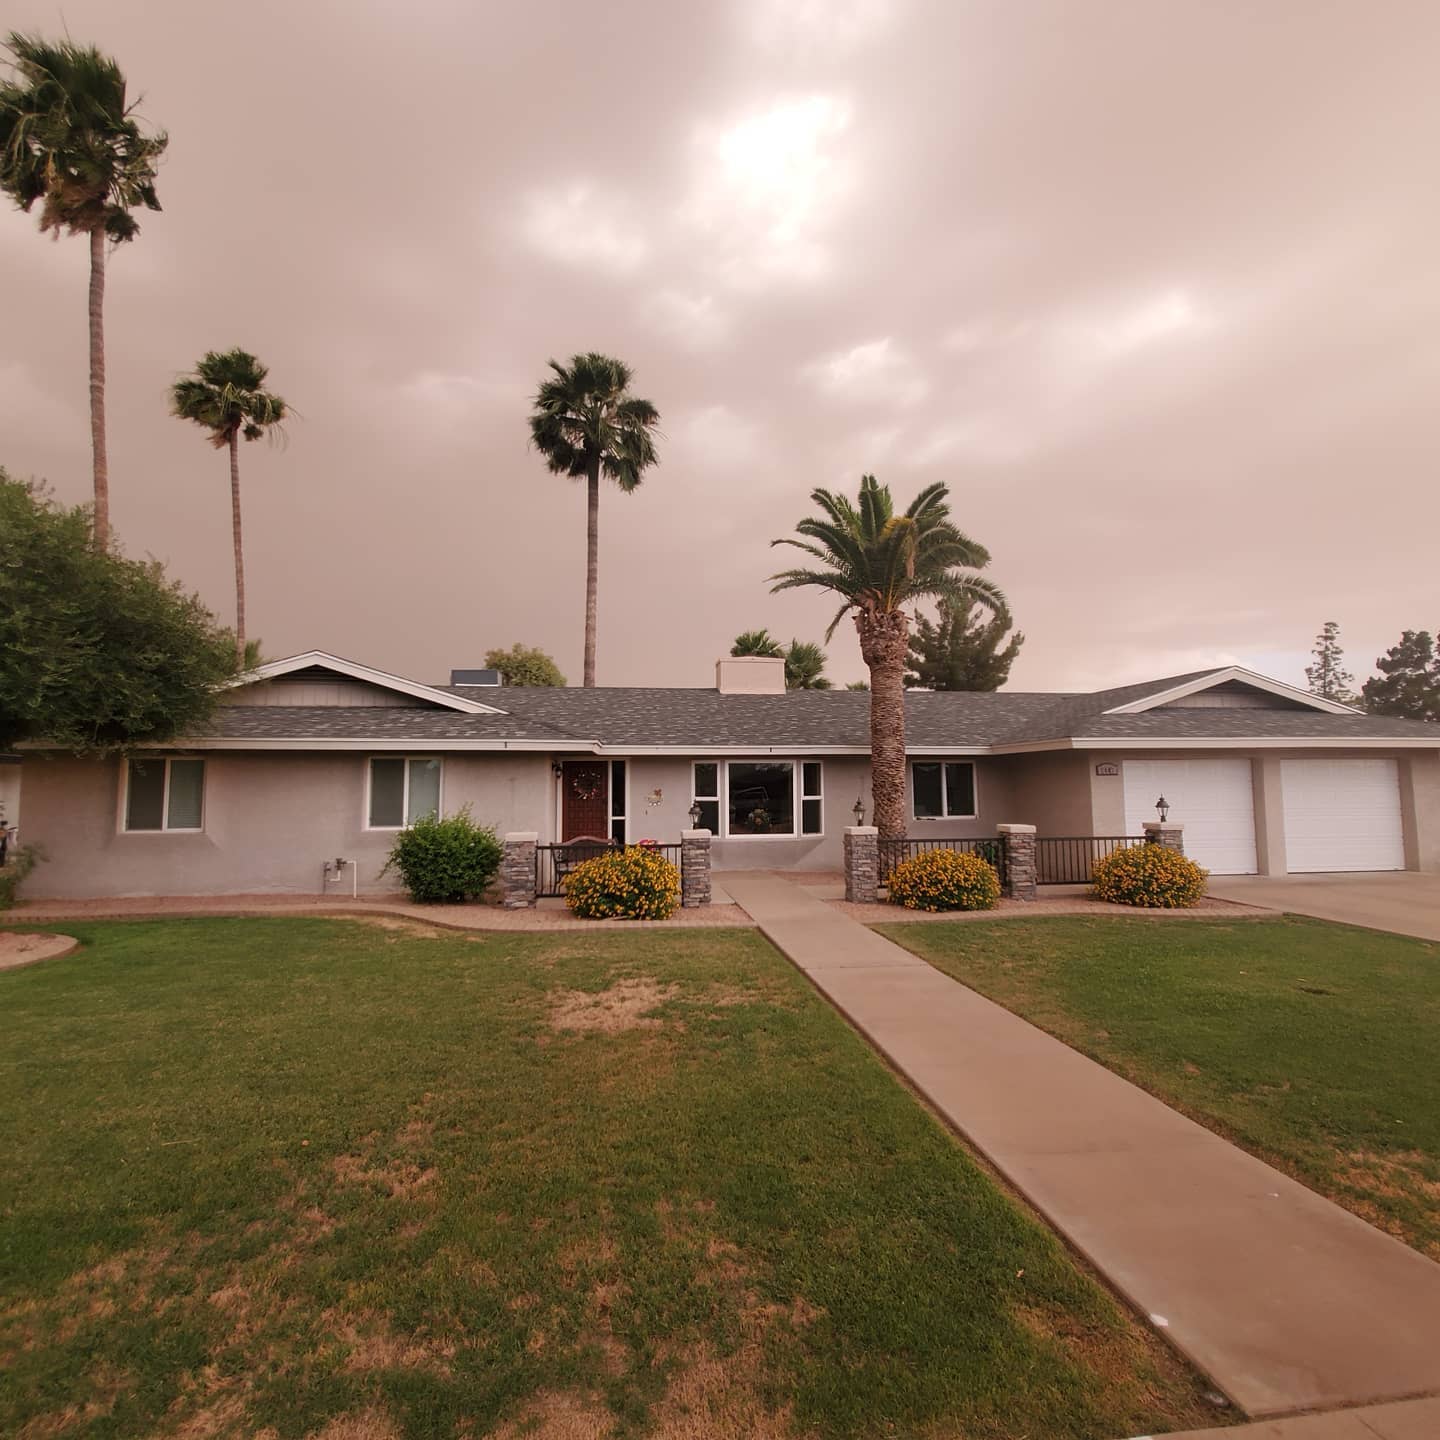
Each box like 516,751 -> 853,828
1281,759 -> 1404,873
1122,759 -> 1257,875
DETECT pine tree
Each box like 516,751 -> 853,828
904,599 -> 1023,691
1360,630 -> 1439,721
1304,621 -> 1355,703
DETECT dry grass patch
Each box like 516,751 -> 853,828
648,1342 -> 806,1440
306,1409 -> 404,1440
547,978 -> 679,1033
489,1390 -> 616,1439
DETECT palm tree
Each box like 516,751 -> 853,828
170,349 -> 288,663
731,629 -> 784,658
0,34 -> 166,551
784,640 -> 831,690
528,354 -> 660,687
770,475 -> 1002,838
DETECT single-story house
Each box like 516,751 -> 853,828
17,650 -> 1440,898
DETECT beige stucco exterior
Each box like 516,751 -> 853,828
15,737 -> 1440,899
20,750 -> 551,898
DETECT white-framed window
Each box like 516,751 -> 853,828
911,761 -> 977,820
609,760 -> 627,845
123,757 -> 205,832
367,756 -> 442,829
691,761 -> 825,838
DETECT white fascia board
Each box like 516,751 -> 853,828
1068,735 -> 1439,751
168,737 -> 568,752
223,650 -> 503,715
1104,666 -> 1356,716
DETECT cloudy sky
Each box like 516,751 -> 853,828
4,0 -> 1437,691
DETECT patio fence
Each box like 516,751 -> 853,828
1034,836 -> 1147,886
876,836 -> 1007,888
535,840 -> 684,898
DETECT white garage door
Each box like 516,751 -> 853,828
1281,759 -> 1405,872
1122,759 -> 1258,874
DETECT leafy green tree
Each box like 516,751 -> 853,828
1305,620 -> 1355,703
0,34 -> 167,551
170,349 -> 289,663
771,475 -> 1002,838
905,598 -> 1023,691
784,640 -> 831,690
484,643 -> 566,687
1361,630 -> 1439,721
0,471 -> 237,751
731,629 -> 784,658
528,354 -> 660,687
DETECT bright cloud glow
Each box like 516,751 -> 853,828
519,183 -> 648,274
740,0 -> 901,57
672,404 -> 764,470
803,337 -> 928,407
686,95 -> 854,286
1081,289 -> 1215,357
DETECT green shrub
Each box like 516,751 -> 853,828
563,845 -> 680,921
0,844 -> 43,911
887,848 -> 1001,912
381,807 -> 501,903
1092,843 -> 1208,908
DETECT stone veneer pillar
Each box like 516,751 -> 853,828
500,832 -> 538,909
998,824 -> 1037,901
1143,822 -> 1185,855
843,825 -> 879,904
681,829 -> 712,907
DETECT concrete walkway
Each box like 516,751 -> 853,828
1147,1393 -> 1440,1439
721,872 -> 1440,1420
1207,873 -> 1440,943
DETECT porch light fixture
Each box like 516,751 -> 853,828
852,797 -> 866,825
688,799 -> 703,828
1155,795 -> 1170,823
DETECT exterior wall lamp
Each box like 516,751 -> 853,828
688,800 -> 704,828
1155,794 -> 1170,823
852,797 -> 866,825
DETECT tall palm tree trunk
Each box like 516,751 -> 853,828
857,607 -> 911,838
583,461 -> 599,687
88,228 -> 109,552
228,431 -> 246,663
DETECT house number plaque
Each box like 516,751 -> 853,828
1094,763 -> 1119,777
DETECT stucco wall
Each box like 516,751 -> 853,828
21,750 -> 551,898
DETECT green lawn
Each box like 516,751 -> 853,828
881,915 -> 1440,1260
0,918 -> 1219,1440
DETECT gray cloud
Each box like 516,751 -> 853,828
3,0 -> 1437,692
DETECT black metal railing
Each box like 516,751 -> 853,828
877,836 -> 1007,888
536,840 -> 684,898
1034,836 -> 1146,886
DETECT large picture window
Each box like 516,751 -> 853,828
124,757 -> 205,832
368,757 -> 442,828
690,761 -> 825,838
911,761 -> 977,819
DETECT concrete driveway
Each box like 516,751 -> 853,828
1208,872 -> 1440,942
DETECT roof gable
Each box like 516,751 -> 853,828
225,651 -> 505,715
1101,666 -> 1357,717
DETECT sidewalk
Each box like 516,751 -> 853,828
1144,1394 -> 1440,1438
721,871 -> 1440,1420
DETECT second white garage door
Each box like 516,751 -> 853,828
1122,759 -> 1258,874
1280,759 -> 1405,872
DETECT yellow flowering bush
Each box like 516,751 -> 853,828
1091,843 -> 1208,908
563,845 -> 680,920
887,849 -> 1001,912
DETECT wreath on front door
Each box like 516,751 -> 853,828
570,771 -> 604,802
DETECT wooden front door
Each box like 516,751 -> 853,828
562,761 -> 610,841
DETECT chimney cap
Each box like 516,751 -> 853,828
715,656 -> 787,695
450,668 -> 503,687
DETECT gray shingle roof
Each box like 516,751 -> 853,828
192,669 -> 1440,751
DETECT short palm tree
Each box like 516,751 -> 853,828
528,354 -> 660,687
170,349 -> 288,663
731,629 -> 784,658
0,34 -> 166,551
784,640 -> 832,690
771,475 -> 1002,838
